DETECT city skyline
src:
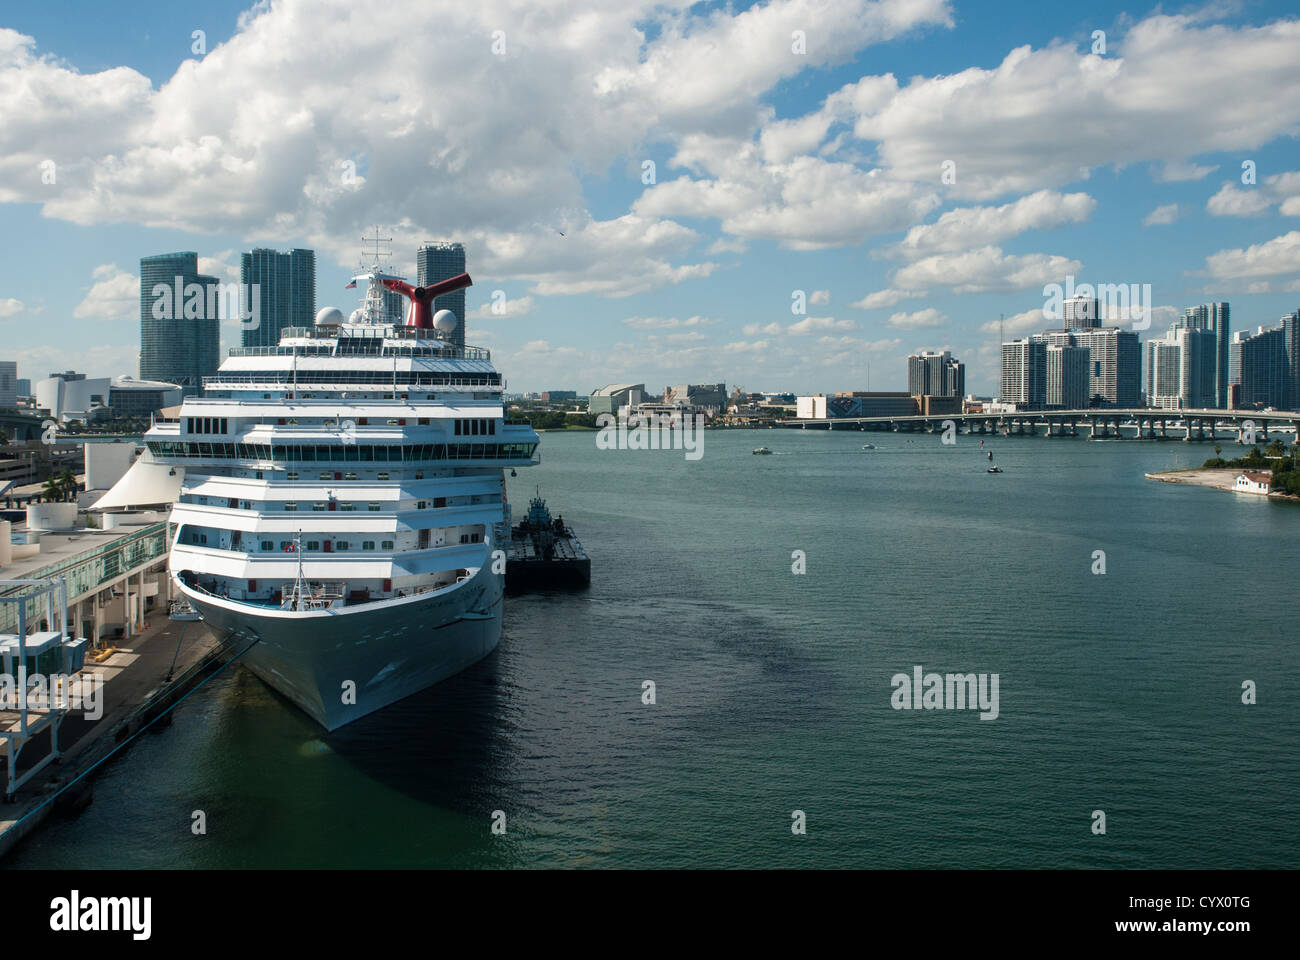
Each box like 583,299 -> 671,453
2,2 -> 1300,395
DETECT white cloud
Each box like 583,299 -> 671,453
1206,183 -> 1273,217
73,264 -> 137,321
1203,230 -> 1300,279
622,315 -> 715,330
890,247 -> 1082,295
886,307 -> 946,329
471,295 -> 534,319
1142,203 -> 1180,226
850,288 -> 924,309
978,308 -> 1048,336
1152,160 -> 1217,183
893,190 -> 1096,258
0,297 -> 24,319
809,289 -> 831,305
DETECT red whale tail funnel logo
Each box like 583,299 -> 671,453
380,272 -> 472,329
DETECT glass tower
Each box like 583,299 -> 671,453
139,252 -> 219,395
416,242 -> 467,350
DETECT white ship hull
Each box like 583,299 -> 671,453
177,561 -> 503,731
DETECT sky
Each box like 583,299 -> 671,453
1,0 -> 1299,396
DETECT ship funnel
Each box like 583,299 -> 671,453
381,272 -> 473,329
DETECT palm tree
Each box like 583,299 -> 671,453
56,468 -> 77,500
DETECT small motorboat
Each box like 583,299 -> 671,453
753,447 -> 773,455
987,465 -> 1003,473
862,443 -> 876,450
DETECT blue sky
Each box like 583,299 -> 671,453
2,0 -> 1299,395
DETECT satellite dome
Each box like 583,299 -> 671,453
432,309 -> 459,333
316,306 -> 344,325
348,308 -> 364,324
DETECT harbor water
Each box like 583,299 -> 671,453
8,429 -> 1298,868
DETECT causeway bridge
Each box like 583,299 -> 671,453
775,408 -> 1300,442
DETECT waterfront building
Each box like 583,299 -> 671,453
239,248 -> 316,349
1230,326 -> 1288,410
1000,338 -> 1046,410
138,252 -> 219,393
35,372 -> 111,424
664,383 -> 727,416
907,350 -> 965,398
108,377 -> 185,419
1034,328 -> 1141,408
797,392 -> 918,419
416,242 -> 467,350
589,383 -> 645,416
1175,303 -> 1230,408
1045,344 -> 1089,409
1283,309 -> 1300,411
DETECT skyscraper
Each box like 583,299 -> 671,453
1282,309 -> 1300,411
1035,328 -> 1141,407
240,248 -> 316,348
139,252 -> 220,394
1231,326 -> 1288,409
1045,344 -> 1089,409
0,361 -> 16,408
1001,338 -> 1046,409
1176,303 -> 1230,408
907,350 -> 965,398
417,241 -> 467,349
1063,295 -> 1101,329
1145,324 -> 1216,409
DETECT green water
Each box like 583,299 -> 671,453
9,429 -> 1298,868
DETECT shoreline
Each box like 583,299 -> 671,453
1145,467 -> 1300,502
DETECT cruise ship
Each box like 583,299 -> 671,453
142,245 -> 539,730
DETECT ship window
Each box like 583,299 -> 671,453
341,503 -> 356,512
319,472 -> 330,480
307,541 -> 320,551
381,540 -> 394,550
345,471 -> 357,480
387,419 -> 398,426
362,541 -> 375,550
199,534 -> 208,545
434,497 -> 446,508
279,541 -> 293,551
377,472 -> 389,480
415,471 -> 423,480
368,503 -> 381,511
337,541 -> 350,551
285,502 -> 297,511
287,472 -> 298,481
260,540 -> 273,551
417,500 -> 427,509
418,418 -> 429,425
454,419 -> 461,435
313,503 -> 326,511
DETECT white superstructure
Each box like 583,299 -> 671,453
143,248 -> 538,729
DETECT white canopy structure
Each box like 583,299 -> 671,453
89,448 -> 184,510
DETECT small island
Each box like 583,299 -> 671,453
1147,440 -> 1300,500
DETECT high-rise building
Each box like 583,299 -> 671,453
1001,338 -> 1046,409
1282,309 -> 1300,411
239,248 -> 316,348
1035,327 -> 1141,407
139,252 -> 220,394
416,241 -> 467,350
1175,302 -> 1230,408
907,350 -> 965,398
0,361 -> 16,408
1045,344 -> 1089,409
1145,325 -> 1216,409
1063,295 -> 1101,329
1231,326 -> 1289,410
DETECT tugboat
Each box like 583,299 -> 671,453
505,490 -> 591,592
